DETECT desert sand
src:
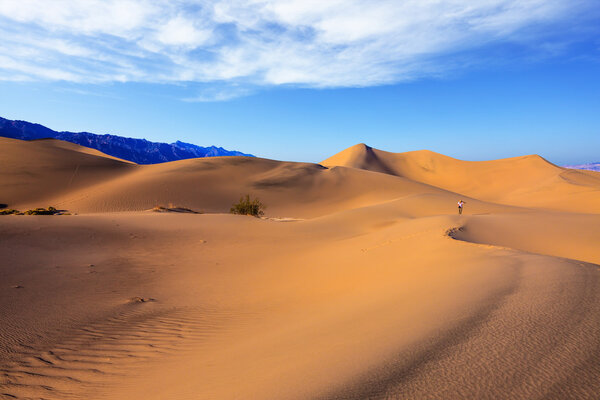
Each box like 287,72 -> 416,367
1,138 -> 600,399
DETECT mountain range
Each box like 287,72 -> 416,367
0,116 -> 253,164
563,163 -> 600,172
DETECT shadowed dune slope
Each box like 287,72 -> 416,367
0,137 -> 135,209
322,143 -> 600,213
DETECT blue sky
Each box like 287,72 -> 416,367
0,0 -> 599,164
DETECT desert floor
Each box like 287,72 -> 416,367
1,138 -> 600,399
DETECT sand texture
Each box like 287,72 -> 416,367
1,139 -> 600,399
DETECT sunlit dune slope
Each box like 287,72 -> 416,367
322,143 -> 600,213
2,209 -> 600,399
449,211 -> 600,264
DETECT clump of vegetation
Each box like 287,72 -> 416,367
151,204 -> 200,214
230,194 -> 266,217
0,209 -> 21,215
1,206 -> 67,215
24,206 -> 60,215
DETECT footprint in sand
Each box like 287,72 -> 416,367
128,297 -> 156,304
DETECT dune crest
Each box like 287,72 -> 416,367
323,143 -> 600,213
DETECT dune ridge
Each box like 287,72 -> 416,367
1,138 -> 599,399
322,143 -> 600,213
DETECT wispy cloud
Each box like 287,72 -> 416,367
182,85 -> 254,102
0,0 -> 597,98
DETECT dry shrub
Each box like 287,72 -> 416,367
230,194 -> 265,217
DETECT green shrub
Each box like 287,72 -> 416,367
230,194 -> 265,217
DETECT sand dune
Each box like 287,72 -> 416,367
0,137 -> 134,210
1,138 -> 599,399
322,143 -> 600,213
2,138 -> 514,218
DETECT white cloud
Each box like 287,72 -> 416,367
155,16 -> 212,48
0,0 -> 596,97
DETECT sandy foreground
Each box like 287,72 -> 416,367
1,138 -> 600,399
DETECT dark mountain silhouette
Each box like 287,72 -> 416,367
0,116 -> 253,164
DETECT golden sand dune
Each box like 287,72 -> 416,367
322,143 -> 600,213
1,138 -> 599,399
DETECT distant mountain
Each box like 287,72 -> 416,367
563,163 -> 600,172
0,116 -> 253,164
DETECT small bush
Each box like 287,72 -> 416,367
24,207 -> 60,215
1,206 -> 65,215
0,209 -> 20,215
230,194 -> 265,217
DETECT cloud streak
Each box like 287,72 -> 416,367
0,0 -> 597,96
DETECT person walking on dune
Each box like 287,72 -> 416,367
458,200 -> 465,215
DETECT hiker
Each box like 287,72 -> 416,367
458,200 -> 465,215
